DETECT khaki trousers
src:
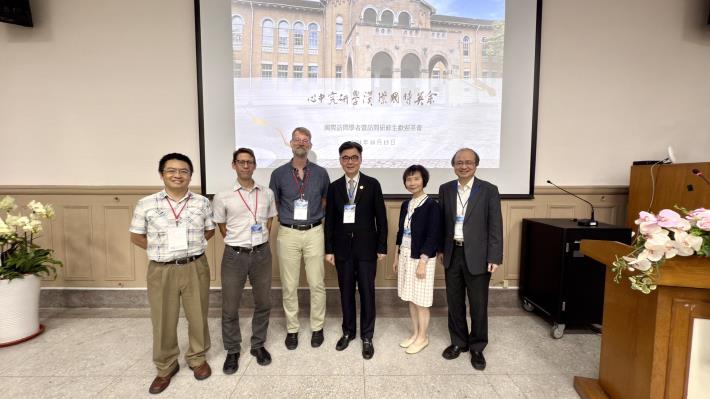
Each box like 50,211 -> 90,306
276,224 -> 326,333
147,255 -> 211,377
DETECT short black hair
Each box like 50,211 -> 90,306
403,164 -> 429,187
338,141 -> 363,154
159,153 -> 194,173
232,147 -> 256,163
450,148 -> 480,166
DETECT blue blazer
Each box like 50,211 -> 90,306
395,196 -> 440,259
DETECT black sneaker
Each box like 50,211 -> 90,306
311,329 -> 324,348
250,347 -> 272,366
222,353 -> 239,375
285,332 -> 298,350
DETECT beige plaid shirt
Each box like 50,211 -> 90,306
129,190 -> 215,262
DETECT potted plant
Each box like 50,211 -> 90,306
0,195 -> 62,346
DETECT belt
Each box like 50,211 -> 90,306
281,221 -> 321,231
156,253 -> 204,265
454,240 -> 464,247
227,242 -> 267,254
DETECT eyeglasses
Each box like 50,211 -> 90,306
292,138 -> 311,144
234,160 -> 255,167
340,155 -> 361,162
454,161 -> 476,167
163,168 -> 192,176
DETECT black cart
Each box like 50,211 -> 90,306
519,218 -> 632,338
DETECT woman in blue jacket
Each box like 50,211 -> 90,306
392,165 -> 441,354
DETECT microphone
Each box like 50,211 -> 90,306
692,168 -> 710,185
546,180 -> 598,226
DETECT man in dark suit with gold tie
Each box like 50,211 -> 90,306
324,141 -> 387,359
438,148 -> 503,370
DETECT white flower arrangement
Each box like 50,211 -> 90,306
612,207 -> 710,294
0,196 -> 61,280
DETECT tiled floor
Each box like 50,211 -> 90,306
0,311 -> 598,398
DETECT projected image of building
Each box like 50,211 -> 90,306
230,0 -> 504,80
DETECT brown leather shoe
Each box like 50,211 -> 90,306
189,361 -> 212,380
149,364 -> 179,394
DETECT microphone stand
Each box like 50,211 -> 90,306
546,180 -> 598,226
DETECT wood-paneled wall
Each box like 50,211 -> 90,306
0,186 -> 627,288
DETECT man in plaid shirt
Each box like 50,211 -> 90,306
129,153 -> 215,394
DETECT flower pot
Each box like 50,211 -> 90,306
0,274 -> 44,346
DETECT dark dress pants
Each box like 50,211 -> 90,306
445,245 -> 491,352
221,245 -> 272,353
335,252 -> 376,340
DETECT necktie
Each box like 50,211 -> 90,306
348,179 -> 356,204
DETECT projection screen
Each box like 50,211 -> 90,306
196,0 -> 541,197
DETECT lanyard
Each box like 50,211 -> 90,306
292,168 -> 311,199
237,187 -> 259,223
165,194 -> 191,226
457,186 -> 470,217
405,195 -> 427,229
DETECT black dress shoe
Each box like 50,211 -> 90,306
311,329 -> 324,348
335,334 -> 356,351
471,351 -> 486,370
222,353 -> 239,375
285,332 -> 298,350
250,347 -> 272,366
442,344 -> 469,360
362,338 -> 374,359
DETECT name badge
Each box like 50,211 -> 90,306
403,228 -> 412,236
454,215 -> 464,238
294,199 -> 308,220
250,223 -> 264,247
167,225 -> 188,251
401,234 -> 411,248
343,204 -> 356,224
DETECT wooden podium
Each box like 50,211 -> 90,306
574,240 -> 710,399
626,162 -> 710,228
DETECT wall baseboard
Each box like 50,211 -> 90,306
40,287 -> 523,313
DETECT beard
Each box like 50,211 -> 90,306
292,147 -> 308,157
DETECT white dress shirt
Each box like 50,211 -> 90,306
454,177 -> 475,241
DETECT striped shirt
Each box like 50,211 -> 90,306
129,190 -> 215,262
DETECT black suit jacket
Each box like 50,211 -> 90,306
325,173 -> 388,261
439,178 -> 503,275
